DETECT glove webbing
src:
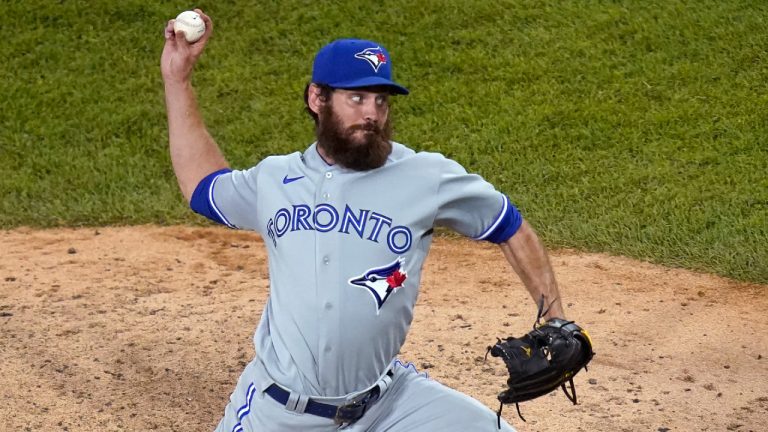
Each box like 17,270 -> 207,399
495,378 -> 579,428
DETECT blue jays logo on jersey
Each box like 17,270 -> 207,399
354,47 -> 388,72
349,258 -> 407,314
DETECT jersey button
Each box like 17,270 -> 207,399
325,172 -> 333,179
324,302 -> 333,310
323,256 -> 330,265
322,193 -> 330,199
324,346 -> 332,353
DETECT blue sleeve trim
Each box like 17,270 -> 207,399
190,168 -> 235,227
477,195 -> 523,244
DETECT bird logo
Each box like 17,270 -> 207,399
354,47 -> 388,72
348,258 -> 407,313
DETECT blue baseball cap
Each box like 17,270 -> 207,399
312,38 -> 409,95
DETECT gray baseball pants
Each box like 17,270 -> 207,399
214,358 -> 516,432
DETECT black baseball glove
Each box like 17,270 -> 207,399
486,297 -> 594,426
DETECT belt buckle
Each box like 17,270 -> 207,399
333,399 -> 366,425
333,386 -> 381,425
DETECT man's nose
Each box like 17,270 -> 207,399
361,100 -> 381,123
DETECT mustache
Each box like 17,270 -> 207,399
347,123 -> 381,133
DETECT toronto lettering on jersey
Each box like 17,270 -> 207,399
266,204 -> 413,254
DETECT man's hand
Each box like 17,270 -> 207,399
161,9 -> 213,84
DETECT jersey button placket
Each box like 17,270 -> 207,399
316,168 -> 340,378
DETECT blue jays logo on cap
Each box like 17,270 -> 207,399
349,258 -> 407,314
354,47 -> 388,72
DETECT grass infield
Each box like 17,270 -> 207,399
1,0 -> 766,283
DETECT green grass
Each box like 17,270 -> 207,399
1,0 -> 766,283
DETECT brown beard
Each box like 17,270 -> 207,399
316,103 -> 393,171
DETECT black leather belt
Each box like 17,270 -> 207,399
265,370 -> 393,424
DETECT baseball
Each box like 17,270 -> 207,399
173,10 -> 205,43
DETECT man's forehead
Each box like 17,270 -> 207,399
334,86 -> 394,96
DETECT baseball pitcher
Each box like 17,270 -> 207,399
161,9 -> 592,432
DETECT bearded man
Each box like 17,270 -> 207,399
162,9 -> 566,432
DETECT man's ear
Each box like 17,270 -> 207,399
307,83 -> 327,116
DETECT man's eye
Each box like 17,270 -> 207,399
351,95 -> 362,103
375,95 -> 388,105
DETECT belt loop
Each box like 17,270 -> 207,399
376,371 -> 393,394
285,391 -> 309,414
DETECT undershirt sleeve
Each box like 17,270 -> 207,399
190,168 -> 235,227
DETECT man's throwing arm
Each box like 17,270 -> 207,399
161,9 -> 229,202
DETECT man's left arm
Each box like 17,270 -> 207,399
498,220 -> 565,320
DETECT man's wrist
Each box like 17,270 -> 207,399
163,77 -> 193,90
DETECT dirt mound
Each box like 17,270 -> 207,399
1,226 -> 765,431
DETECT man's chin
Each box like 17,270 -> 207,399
348,132 -> 373,146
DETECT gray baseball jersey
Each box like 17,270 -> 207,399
192,141 -> 522,398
